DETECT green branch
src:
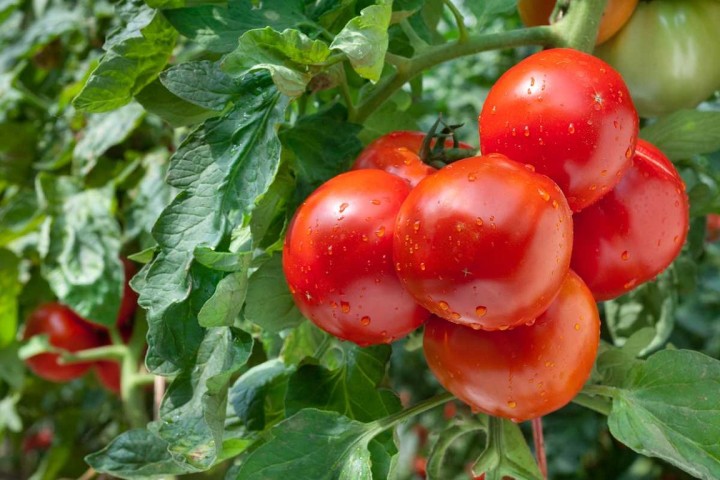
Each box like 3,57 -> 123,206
371,392 -> 454,432
550,0 -> 609,52
60,344 -> 127,363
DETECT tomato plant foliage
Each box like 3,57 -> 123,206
2,0 -> 720,479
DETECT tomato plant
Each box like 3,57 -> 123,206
283,169 -> 428,346
517,0 -> 638,44
596,0 -> 720,117
394,153 -> 573,331
423,271 -> 600,422
479,48 -> 639,212
22,304 -> 102,382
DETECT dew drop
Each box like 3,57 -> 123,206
371,199 -> 381,205
523,125 -> 530,137
475,306 -> 487,317
574,323 -> 581,331
339,202 -> 349,213
476,217 -> 484,226
468,172 -> 477,182
524,164 -> 535,172
491,105 -> 497,115
568,123 -> 575,134
625,146 -> 633,159
673,235 -> 679,243
507,400 -> 517,409
360,316 -> 371,326
413,220 -> 421,232
438,301 -> 450,311
624,279 -> 637,290
538,188 -> 550,202
470,324 -> 483,331
530,76 -> 535,86
552,199 -> 559,209
361,234 -> 368,242
527,87 -> 532,95
375,226 -> 386,238
455,222 -> 465,232
420,262 -> 426,271
450,312 -> 461,320
341,301 -> 350,313
621,250 -> 629,261
613,120 -> 620,129
511,128 -> 517,137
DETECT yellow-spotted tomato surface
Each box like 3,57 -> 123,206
352,130 -> 475,187
571,139 -> 689,300
423,270 -> 600,422
393,154 -> 573,331
479,48 -> 639,212
283,169 -> 429,346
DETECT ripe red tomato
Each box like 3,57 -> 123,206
117,257 -> 139,331
95,361 -> 121,394
517,0 -> 638,45
707,214 -> 720,242
283,169 -> 429,346
571,139 -> 689,300
479,48 -> 638,212
22,427 -> 53,452
393,154 -> 573,331
23,303 -> 102,382
423,271 -> 600,422
351,131 -> 475,187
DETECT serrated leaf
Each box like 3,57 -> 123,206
472,417 -> 543,480
0,249 -> 20,347
135,79 -> 216,127
280,320 -> 329,365
156,327 -> 253,470
640,110 -> 720,161
285,343 -> 401,421
606,349 -> 720,480
0,344 -> 24,390
37,175 -> 123,326
244,255 -> 304,333
193,247 -> 250,273
0,189 -> 42,247
138,74 -> 288,373
160,60 -> 244,111
86,429 -> 189,479
164,0 -> 309,54
330,1 -> 392,82
427,419 -> 486,479
198,265 -> 251,327
223,28 -> 331,97
73,102 -> 146,175
73,2 -> 177,112
250,163 -> 295,250
228,358 -> 294,430
231,409 -> 377,480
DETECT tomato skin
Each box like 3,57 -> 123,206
95,361 -> 121,394
23,303 -> 102,382
283,169 -> 429,346
596,0 -> 720,117
518,0 -> 638,45
393,154 -> 573,331
352,131 -> 475,187
479,48 -> 638,212
571,139 -> 689,301
423,271 -> 600,422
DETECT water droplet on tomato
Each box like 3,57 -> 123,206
621,251 -> 629,261
438,301 -> 449,311
475,217 -> 484,226
361,234 -> 368,242
568,123 -> 575,134
371,199 -> 381,205
413,220 -> 421,232
491,105 -> 497,114
624,279 -> 637,290
625,146 -> 633,158
375,226 -> 385,238
523,126 -> 530,137
450,312 -> 461,320
339,202 -> 349,213
507,400 -> 517,409
574,323 -> 581,331
360,316 -> 371,326
511,128 -> 517,137
341,301 -> 350,313
538,188 -> 550,202
420,262 -> 426,271
467,172 -> 476,182
475,306 -> 487,317
530,76 -> 535,86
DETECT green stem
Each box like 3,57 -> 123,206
59,345 -> 127,363
550,0 -> 608,52
372,392 -> 454,432
400,18 -> 430,51
443,0 -> 469,43
121,318 -> 150,429
351,26 -> 558,123
572,392 -> 613,416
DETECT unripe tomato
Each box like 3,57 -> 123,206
595,0 -> 720,117
479,48 -> 638,212
571,139 -> 689,301
23,303 -> 102,382
283,169 -> 429,346
518,0 -> 638,45
352,130 -> 475,187
423,271 -> 600,422
393,154 -> 573,331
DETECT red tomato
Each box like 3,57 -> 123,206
23,303 -> 102,382
283,169 -> 429,346
707,214 -> 720,242
423,271 -> 600,422
22,427 -> 53,452
479,48 -> 638,212
95,361 -> 121,394
117,257 -> 139,332
352,131 -> 475,187
571,139 -> 689,300
393,154 -> 573,331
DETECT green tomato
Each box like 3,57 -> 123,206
595,0 -> 720,117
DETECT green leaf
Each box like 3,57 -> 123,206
285,344 -> 400,422
466,0 -> 518,28
231,409 -> 377,480
0,394 -> 21,434
223,28 -> 331,97
0,189 -> 42,247
0,122 -> 37,186
640,110 -> 720,161
160,60 -> 245,111
330,1 -> 393,82
156,327 -> 253,470
135,79 -> 216,127
280,104 -> 363,190
606,350 -> 720,480
73,103 -> 146,175
86,429 -> 189,479
138,74 -> 288,373
193,247 -> 251,273
198,265 -> 252,327
0,344 -> 24,390
472,417 -> 543,480
228,358 -> 294,430
250,163 -> 295,250
0,249 -> 20,348
244,255 -> 304,333
37,175 -> 123,326
73,2 -> 177,112
428,419 -> 487,479
280,320 -> 330,366
358,94 -> 420,144
163,0 -> 309,54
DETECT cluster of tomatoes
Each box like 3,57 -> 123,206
22,259 -> 139,394
283,47 -> 689,422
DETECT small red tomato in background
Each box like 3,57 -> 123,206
423,271 -> 600,422
22,426 -> 53,452
352,130 -> 475,187
393,154 -> 573,331
117,257 -> 139,333
479,48 -> 638,212
571,139 -> 689,300
707,214 -> 720,242
95,361 -> 121,394
23,303 -> 102,382
283,169 -> 429,346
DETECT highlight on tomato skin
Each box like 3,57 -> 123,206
571,139 -> 689,301
282,169 -> 430,346
393,153 -> 573,331
479,48 -> 639,212
423,270 -> 600,423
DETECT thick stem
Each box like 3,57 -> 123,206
550,0 -> 608,52
59,344 -> 126,363
372,392 -> 454,432
532,417 -> 548,480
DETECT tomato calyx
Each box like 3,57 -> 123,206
419,116 -> 478,168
